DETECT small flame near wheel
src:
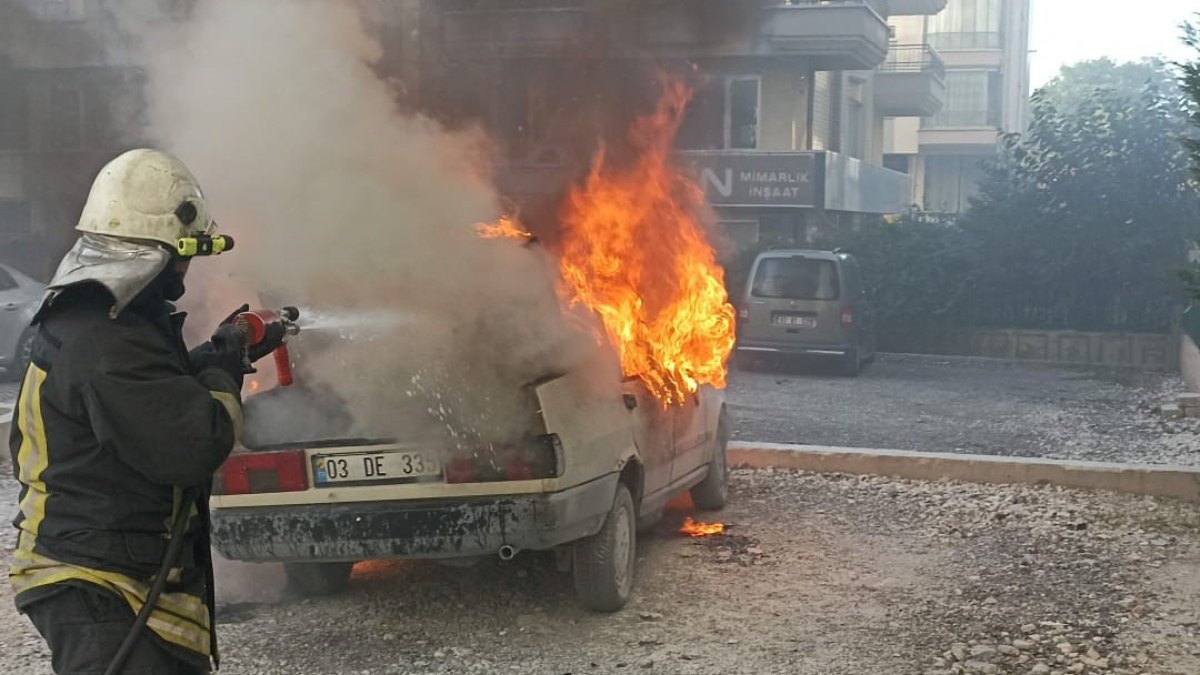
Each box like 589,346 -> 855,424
680,516 -> 725,538
475,216 -> 532,240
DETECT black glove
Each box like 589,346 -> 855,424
191,323 -> 246,388
248,321 -> 287,363
218,303 -> 251,327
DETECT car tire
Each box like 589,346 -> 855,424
573,483 -> 636,612
284,561 -> 354,596
734,353 -> 756,372
690,409 -> 729,511
841,344 -> 861,377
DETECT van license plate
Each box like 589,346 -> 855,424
313,451 -> 442,485
772,314 -> 816,328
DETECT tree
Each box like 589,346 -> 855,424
1038,57 -> 1180,113
961,72 -> 1199,332
1175,17 -> 1200,302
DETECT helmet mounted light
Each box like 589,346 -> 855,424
176,233 -> 235,257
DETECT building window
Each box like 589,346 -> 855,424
679,76 -> 760,150
846,99 -> 866,159
923,71 -> 1001,129
727,77 -> 759,150
923,154 -> 986,213
0,200 -> 32,235
0,78 -> 29,151
883,154 -> 910,174
927,0 -> 1003,50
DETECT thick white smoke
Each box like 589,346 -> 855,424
122,1 -> 594,443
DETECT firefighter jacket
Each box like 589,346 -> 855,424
8,285 -> 242,664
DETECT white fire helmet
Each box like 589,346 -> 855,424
40,149 -> 229,319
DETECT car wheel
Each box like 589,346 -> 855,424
734,353 -> 756,372
573,483 -> 636,612
841,344 -> 861,377
690,409 -> 729,511
284,561 -> 354,596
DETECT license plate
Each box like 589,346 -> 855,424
772,314 -> 816,328
313,450 -> 442,485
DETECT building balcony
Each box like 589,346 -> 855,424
437,2 -> 890,70
918,126 -> 1002,153
759,1 -> 890,71
927,31 -> 1003,52
886,0 -> 948,16
875,44 -> 945,117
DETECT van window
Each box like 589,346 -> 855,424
751,257 -> 840,300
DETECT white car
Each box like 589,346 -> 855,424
0,263 -> 44,380
210,321 -> 729,612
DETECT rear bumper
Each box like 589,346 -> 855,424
210,473 -> 620,563
736,340 -> 850,357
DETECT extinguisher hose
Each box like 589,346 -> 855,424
273,344 -> 293,387
103,488 -> 197,675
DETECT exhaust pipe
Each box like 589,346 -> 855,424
498,545 -> 518,561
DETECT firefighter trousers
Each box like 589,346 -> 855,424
24,584 -> 209,675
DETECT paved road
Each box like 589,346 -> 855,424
727,353 -> 1196,465
6,356 -> 1194,465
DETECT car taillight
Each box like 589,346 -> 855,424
841,307 -> 854,329
214,449 -> 309,495
445,434 -> 563,484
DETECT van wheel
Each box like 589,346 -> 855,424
691,410 -> 730,510
284,561 -> 354,596
573,483 -> 636,612
841,345 -> 861,377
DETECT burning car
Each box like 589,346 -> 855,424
209,329 -> 728,612
208,233 -> 731,612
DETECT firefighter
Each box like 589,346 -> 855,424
8,149 -> 281,674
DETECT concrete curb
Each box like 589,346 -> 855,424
729,441 -> 1200,504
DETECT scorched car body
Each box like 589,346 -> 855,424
209,305 -> 730,612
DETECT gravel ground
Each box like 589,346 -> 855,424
2,470 -> 1196,675
728,354 -> 1199,466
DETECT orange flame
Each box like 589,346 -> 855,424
680,516 -> 726,537
475,215 -> 533,240
554,77 -> 735,406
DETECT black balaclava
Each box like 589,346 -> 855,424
128,255 -> 187,317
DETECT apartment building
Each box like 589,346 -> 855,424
0,0 -> 177,277
884,0 -> 1032,213
0,0 -> 974,276
410,0 -> 951,251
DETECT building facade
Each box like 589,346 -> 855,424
407,0 -> 949,256
0,0 -> 988,278
884,0 -> 1032,213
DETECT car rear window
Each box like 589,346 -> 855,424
751,257 -> 840,300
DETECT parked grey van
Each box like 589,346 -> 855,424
735,249 -> 875,375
